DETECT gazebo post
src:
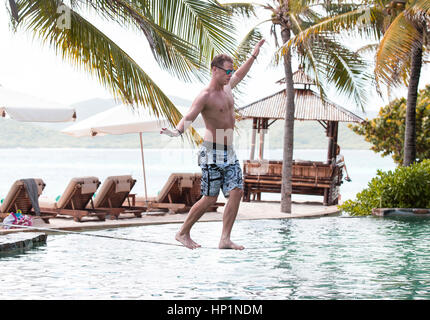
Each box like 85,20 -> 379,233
259,118 -> 266,160
325,121 -> 339,205
250,118 -> 257,160
326,121 -> 339,163
327,121 -> 333,163
334,121 -> 339,153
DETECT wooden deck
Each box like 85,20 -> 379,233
242,160 -> 343,205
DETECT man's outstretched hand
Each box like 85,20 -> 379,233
160,127 -> 181,137
252,39 -> 265,58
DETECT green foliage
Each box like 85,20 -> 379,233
339,159 -> 430,216
349,84 -> 430,166
12,0 -> 242,146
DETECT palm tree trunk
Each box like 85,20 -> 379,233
9,1 -> 19,22
403,42 -> 423,166
280,24 -> 295,213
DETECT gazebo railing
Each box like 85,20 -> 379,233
242,160 -> 343,205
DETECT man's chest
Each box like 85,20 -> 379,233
206,91 -> 234,115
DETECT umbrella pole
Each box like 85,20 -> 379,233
139,132 -> 148,203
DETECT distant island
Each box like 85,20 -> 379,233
0,96 -> 372,150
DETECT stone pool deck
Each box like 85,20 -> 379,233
372,208 -> 430,217
0,200 -> 340,235
0,233 -> 47,254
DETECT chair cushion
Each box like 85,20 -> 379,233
56,177 -> 100,209
92,175 -> 135,208
0,178 -> 45,213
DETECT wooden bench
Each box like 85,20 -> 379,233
242,160 -> 343,205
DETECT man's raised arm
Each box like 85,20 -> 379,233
160,91 -> 207,137
229,39 -> 265,89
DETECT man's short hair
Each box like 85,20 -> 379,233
211,54 -> 233,69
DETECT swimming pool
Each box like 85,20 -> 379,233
1,215 -> 430,299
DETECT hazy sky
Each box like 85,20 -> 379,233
1,1 -> 429,114
0,2 -> 284,109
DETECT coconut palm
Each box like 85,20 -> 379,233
283,0 -> 429,166
374,0 -> 429,166
6,0 -> 244,144
221,0 -> 371,212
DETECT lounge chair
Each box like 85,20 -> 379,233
91,175 -> 146,219
39,176 -> 107,222
136,173 -> 224,214
0,178 -> 56,224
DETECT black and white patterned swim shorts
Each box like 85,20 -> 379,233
200,160 -> 243,198
198,142 -> 243,198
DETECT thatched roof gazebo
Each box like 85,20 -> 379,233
237,68 -> 365,162
237,68 -> 365,205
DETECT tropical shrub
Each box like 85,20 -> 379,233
349,85 -> 430,166
339,159 -> 430,216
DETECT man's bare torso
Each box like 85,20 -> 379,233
201,85 -> 235,145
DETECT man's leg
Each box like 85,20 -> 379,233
176,195 -> 218,249
219,187 -> 244,250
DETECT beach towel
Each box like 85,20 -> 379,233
2,211 -> 33,229
23,179 -> 41,216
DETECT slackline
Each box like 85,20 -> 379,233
0,223 -> 283,250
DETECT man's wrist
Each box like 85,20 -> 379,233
174,128 -> 183,135
251,54 -> 258,60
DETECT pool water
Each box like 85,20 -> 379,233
1,215 -> 430,299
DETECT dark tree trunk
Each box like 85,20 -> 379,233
8,0 -> 19,22
403,42 -> 423,166
280,24 -> 295,213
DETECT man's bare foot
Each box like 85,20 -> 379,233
176,232 -> 201,249
219,239 -> 244,250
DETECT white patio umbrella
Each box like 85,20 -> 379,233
0,85 -> 77,215
61,104 -> 204,201
0,85 -> 76,122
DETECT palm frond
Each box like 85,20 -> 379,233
356,42 -> 379,55
375,11 -> 423,88
145,0 -> 239,66
283,12 -> 327,100
320,1 -> 363,17
15,0 -> 202,145
215,1 -> 260,18
67,0 -> 240,79
296,5 -> 324,27
273,10 -> 371,110
276,4 -> 384,59
231,20 -> 266,65
71,0 -> 226,82
311,35 -> 372,111
406,0 -> 430,26
229,20 -> 266,101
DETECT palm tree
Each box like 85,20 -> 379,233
374,0 -> 429,166
6,0 -> 242,144
285,0 -> 429,166
222,0 -> 371,212
272,2 -> 296,213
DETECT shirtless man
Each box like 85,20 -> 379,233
161,39 -> 265,250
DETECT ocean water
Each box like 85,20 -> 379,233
0,148 -> 396,202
